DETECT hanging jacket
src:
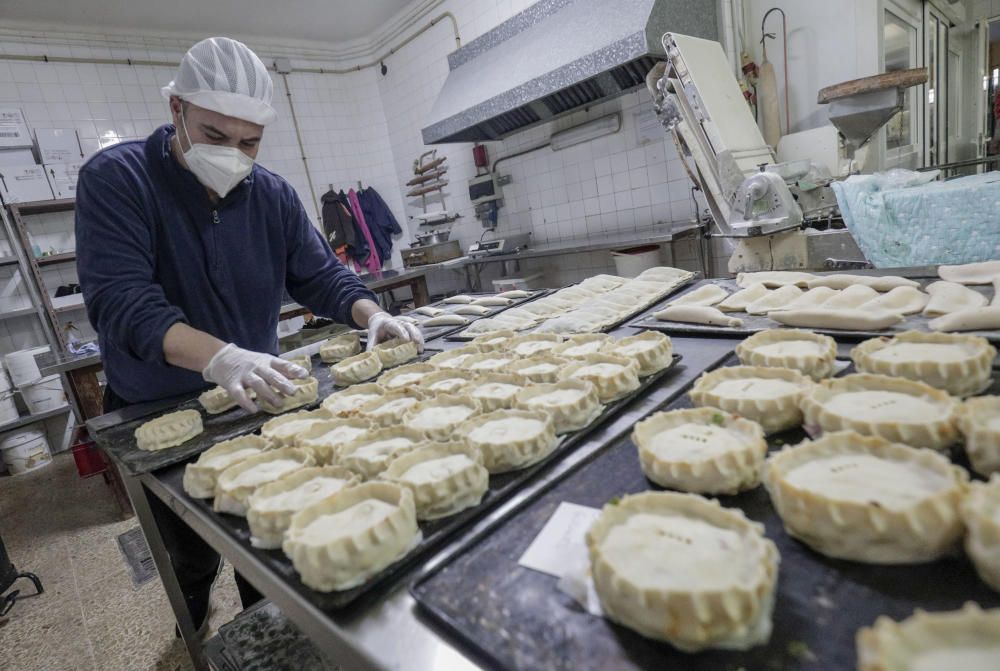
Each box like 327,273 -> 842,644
348,189 -> 381,274
337,189 -> 370,265
357,187 -> 402,265
321,189 -> 358,258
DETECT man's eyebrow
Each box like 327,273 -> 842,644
200,123 -> 228,138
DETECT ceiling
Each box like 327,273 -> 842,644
2,0 -> 415,44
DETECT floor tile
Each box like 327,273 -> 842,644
0,593 -> 96,671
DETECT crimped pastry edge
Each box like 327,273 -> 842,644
213,447 -> 315,516
403,393 -> 482,441
337,425 -> 429,479
956,396 -> 1000,476
330,352 -> 384,386
610,331 -> 674,377
318,333 -> 361,362
258,377 -> 320,414
320,383 -> 385,418
559,353 -> 640,402
735,329 -> 837,381
135,409 -> 204,451
458,408 -> 556,473
183,434 -> 272,498
960,474 -> 1000,592
513,379 -> 602,434
689,366 -> 812,435
381,442 -> 489,520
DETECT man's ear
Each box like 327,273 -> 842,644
168,97 -> 183,124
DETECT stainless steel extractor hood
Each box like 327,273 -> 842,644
421,0 -> 717,144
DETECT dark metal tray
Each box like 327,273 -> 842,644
411,290 -> 552,342
631,277 -> 999,342
411,357 -> 998,671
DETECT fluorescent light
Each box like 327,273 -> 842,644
550,113 -> 621,151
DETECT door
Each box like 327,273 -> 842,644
882,2 -> 921,169
924,2 -> 950,167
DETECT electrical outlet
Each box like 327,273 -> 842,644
496,174 -> 512,186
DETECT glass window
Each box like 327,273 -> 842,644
884,10 -> 916,150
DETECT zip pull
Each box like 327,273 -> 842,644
212,209 -> 221,225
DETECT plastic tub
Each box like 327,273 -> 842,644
610,244 -> 661,278
4,349 -> 42,387
1,428 -> 51,475
21,375 -> 66,414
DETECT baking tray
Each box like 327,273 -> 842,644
631,276 -> 1000,343
411,356 -> 998,671
151,354 -> 686,610
410,290 -> 552,342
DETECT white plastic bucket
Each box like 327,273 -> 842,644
0,389 -> 17,425
1,429 -> 51,475
21,375 -> 66,414
611,245 -> 661,278
5,349 -> 42,387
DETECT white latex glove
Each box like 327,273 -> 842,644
202,343 -> 308,412
365,312 -> 425,353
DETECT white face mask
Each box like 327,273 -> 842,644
178,109 -> 254,197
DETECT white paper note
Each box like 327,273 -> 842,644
517,502 -> 601,578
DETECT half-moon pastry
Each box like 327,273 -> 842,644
961,475 -> 1000,591
806,274 -> 919,292
923,280 -> 989,317
470,330 -> 517,351
382,442 -> 489,520
421,369 -> 477,395
769,307 -> 903,331
413,305 -> 444,317
135,409 -> 203,451
257,377 -> 320,414
956,396 -> 1000,476
359,388 -> 428,427
297,418 -> 374,465
454,304 -> 492,317
183,435 -> 271,498
214,447 -> 314,515
506,333 -> 565,358
689,366 -> 812,434
459,409 -> 557,473
938,259 -> 1000,284
329,352 -> 383,386
320,383 -> 385,417
472,295 -> 513,307
428,345 -> 483,368
609,332 -> 674,377
377,362 -> 436,391
552,333 -> 613,359
654,305 -> 743,327
666,283 -> 729,307
372,338 -> 419,368
404,394 -> 482,440
929,306 -> 1000,332
260,408 -> 332,447
423,314 -> 469,327
497,289 -> 531,299
318,333 -> 361,363
735,329 -> 837,381
443,294 -> 474,304
777,286 -> 839,311
198,386 -> 241,414
745,285 -> 803,315
467,373 -> 527,412
736,270 -> 815,288
560,353 -> 640,402
817,284 -> 878,310
337,426 -> 428,479
717,282 -> 768,312
859,286 -> 929,315
507,355 -> 569,383
514,379 -> 602,434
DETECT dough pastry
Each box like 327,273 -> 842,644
329,352 -> 383,386
778,286 -> 839,311
746,285 -> 805,315
428,345 -> 483,369
360,388 -> 428,427
135,409 -> 204,451
636,266 -> 695,284
507,354 -> 569,383
609,331 -> 674,377
690,366 -> 812,434
423,314 -> 469,327
857,602 -> 1000,671
282,482 -> 419,592
404,394 -> 482,440
467,373 -> 526,411
284,355 -> 312,372
961,475 -> 1000,591
246,466 -> 360,549
923,280 -> 989,317
717,282 -> 769,312
297,417 -> 374,465
633,408 -> 767,494
514,379 -> 602,434
654,305 -> 743,327
851,332 -> 996,396
443,294 -> 474,304
471,295 -> 513,307
553,333 -> 613,359
257,377 -> 320,414
956,396 -> 1000,476
214,447 -> 314,515
666,283 -> 729,307
470,330 -> 517,350
805,274 -> 919,292
506,333 -> 565,358
560,353 -> 640,402
817,284 -> 878,310
198,386 -> 248,414
735,329 -> 837,381
382,443 -> 489,520
858,285 -> 929,315
736,270 -> 815,288
414,305 -> 444,317
497,289 -> 531,299
800,373 -> 959,450
372,338 -> 419,368
260,408 -> 333,447
586,491 -> 779,651
463,351 -> 519,373
994,276 -> 1000,306
938,259 -> 1000,284
578,274 -> 628,292
183,435 -> 271,498
337,426 -> 428,479
319,333 -> 361,363
377,362 -> 436,390
421,369 -> 477,394
461,316 -> 524,336
459,409 -> 557,473
454,304 -> 492,317
929,306 -> 1000,332
768,308 -> 903,331
395,315 -> 419,325
320,383 -> 384,417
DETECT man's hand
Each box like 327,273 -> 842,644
365,312 -> 425,353
202,343 -> 308,412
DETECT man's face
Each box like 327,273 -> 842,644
169,98 -> 264,160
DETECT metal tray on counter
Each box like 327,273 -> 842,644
411,355 -> 998,671
631,276 -> 1000,343
409,289 -> 551,341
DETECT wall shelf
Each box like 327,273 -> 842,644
0,404 -> 71,434
0,255 -> 19,267
11,198 -> 76,216
0,307 -> 38,321
37,252 -> 76,266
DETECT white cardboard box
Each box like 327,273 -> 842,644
35,129 -> 83,164
43,162 -> 83,199
0,148 -> 37,167
0,108 -> 33,149
0,165 -> 54,204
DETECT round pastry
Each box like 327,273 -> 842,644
956,396 -> 1000,476
735,329 -> 837,381
260,409 -> 333,447
689,366 -> 813,434
382,442 -> 489,520
320,383 -> 384,418
135,409 -> 203,451
359,388 -> 428,427
421,369 -> 477,395
257,377 -> 320,414
404,394 -> 482,440
463,351 -> 520,373
337,426 -> 428,479
506,333 -> 565,358
552,333 -> 612,359
246,466 -> 360,549
507,354 -> 570,383
284,355 -> 312,372
467,373 -> 527,411
514,379 -> 602,434
428,345 -> 482,369
329,352 -> 383,386
633,408 -> 767,494
585,491 -> 779,652
560,353 -> 640,403
283,482 -> 419,592
470,330 -> 517,351
800,373 -> 959,450
183,435 -> 272,498
377,362 -> 436,391
318,333 -> 361,363
459,409 -> 557,473
608,332 -> 674,377
764,431 -> 968,563
850,331 -> 996,397
372,337 -> 420,368
856,603 -> 1000,671
297,417 -> 374,465
961,474 -> 1000,592
214,447 -> 315,516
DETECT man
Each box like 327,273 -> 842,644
76,37 -> 421,634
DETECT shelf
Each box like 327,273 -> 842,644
8,198 -> 76,215
0,256 -> 18,267
54,302 -> 86,314
37,252 -> 76,266
0,307 -> 37,321
0,404 -> 71,434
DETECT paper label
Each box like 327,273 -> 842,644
517,502 -> 601,578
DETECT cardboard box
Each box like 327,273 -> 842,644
0,108 -> 33,149
35,128 -> 83,164
43,162 -> 83,199
0,148 -> 37,167
0,165 -> 54,204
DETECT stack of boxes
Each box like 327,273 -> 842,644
0,106 -> 86,205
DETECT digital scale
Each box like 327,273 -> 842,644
467,232 -> 532,257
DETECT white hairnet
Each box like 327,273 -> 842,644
162,37 -> 277,126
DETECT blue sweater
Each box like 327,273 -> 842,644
76,125 -> 376,404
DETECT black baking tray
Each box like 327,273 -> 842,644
631,276 -> 1000,342
411,356 -> 998,671
152,354 -> 686,610
412,290 -> 552,342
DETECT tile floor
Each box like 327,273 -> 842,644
0,453 -> 241,671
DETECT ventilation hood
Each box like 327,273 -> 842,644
421,0 -> 717,145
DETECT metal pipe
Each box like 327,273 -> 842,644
281,73 -> 321,223
492,142 -> 551,175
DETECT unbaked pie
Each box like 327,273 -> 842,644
459,409 -> 557,473
560,353 -> 640,402
470,330 -> 517,351
443,294 -> 474,304
404,394 -> 482,440
372,338 -> 419,368
422,314 -> 469,327
586,491 -> 779,651
359,388 -> 428,427
961,475 -> 1000,592
214,447 -> 314,515
413,305 -> 442,317
850,331 -> 996,396
507,354 -> 569,383
135,409 -> 203,451
463,351 -> 519,373
198,386 -> 242,414
735,329 -> 838,381
467,373 -> 527,411
956,396 -> 1000,476
260,408 -> 333,448
764,431 -> 967,563
633,408 -> 767,494
923,280 -> 989,317
377,362 -> 436,390
284,355 -> 312,372
320,383 -> 384,418
297,418 -> 374,465
382,442 -> 489,520
736,270 -> 815,288
609,332 -> 673,377
337,426 -> 428,479
246,466 -> 360,549
689,366 -> 812,434
282,481 -> 419,592
421,369 -> 477,394
183,435 -> 271,498
553,333 -> 613,359
506,333 -> 565,358
257,377 -> 320,415
666,283 -> 729,307
800,373 -> 959,450
471,295 -> 513,307
428,345 -> 483,368
319,333 -> 361,363
329,352 -> 383,386
745,285 -> 803,314
454,304 -> 492,317
514,379 -> 602,434
816,284 -> 878,310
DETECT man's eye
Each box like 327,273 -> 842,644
241,141 -> 259,148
